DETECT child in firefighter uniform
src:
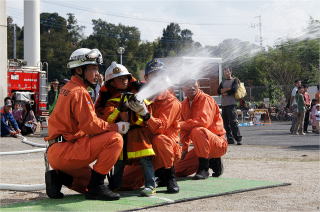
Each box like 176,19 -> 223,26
95,61 -> 156,196
121,59 -> 182,193
44,48 -> 130,201
175,79 -> 227,179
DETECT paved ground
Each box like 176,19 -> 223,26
0,121 -> 319,211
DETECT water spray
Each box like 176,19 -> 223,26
135,54 -> 220,101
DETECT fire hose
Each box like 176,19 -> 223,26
0,135 -> 47,191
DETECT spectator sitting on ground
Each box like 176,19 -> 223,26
12,102 -> 23,128
1,99 -> 21,137
20,102 -> 37,136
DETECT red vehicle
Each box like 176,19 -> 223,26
7,59 -> 49,118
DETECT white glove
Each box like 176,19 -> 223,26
116,121 -> 130,134
127,99 -> 148,116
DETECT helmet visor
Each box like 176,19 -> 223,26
85,49 -> 103,64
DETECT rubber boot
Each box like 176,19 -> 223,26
166,167 -> 179,193
209,158 -> 224,177
108,161 -> 125,191
85,170 -> 120,201
45,170 -> 64,199
155,168 -> 166,187
193,158 -> 209,180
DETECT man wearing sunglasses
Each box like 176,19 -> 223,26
44,48 -> 130,201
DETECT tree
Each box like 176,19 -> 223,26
40,13 -> 76,81
66,13 -> 85,45
81,19 -> 143,77
7,16 -> 23,59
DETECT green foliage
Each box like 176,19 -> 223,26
6,13 -> 319,94
7,16 -> 23,59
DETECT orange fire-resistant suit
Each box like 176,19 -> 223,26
45,76 -> 123,193
175,90 -> 227,177
121,90 -> 182,189
95,82 -> 155,160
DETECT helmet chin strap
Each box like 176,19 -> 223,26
79,66 -> 97,89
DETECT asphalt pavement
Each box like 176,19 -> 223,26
239,121 -> 319,149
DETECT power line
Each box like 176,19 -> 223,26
42,1 -> 248,26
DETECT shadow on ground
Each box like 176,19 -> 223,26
286,145 -> 320,151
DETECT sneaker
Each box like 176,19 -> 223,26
140,186 -> 156,197
299,132 -> 306,135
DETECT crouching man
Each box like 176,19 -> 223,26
175,79 -> 227,179
44,48 -> 129,201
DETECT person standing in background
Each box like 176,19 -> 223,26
47,79 -> 60,115
292,87 -> 306,135
289,80 -> 302,133
217,68 -> 242,145
315,85 -> 320,104
302,85 -> 311,133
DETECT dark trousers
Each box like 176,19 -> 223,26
222,105 -> 242,143
303,109 -> 310,132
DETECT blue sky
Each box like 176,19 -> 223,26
6,0 -> 320,47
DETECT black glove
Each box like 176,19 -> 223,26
118,93 -> 128,112
131,80 -> 145,91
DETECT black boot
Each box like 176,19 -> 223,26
193,158 -> 209,180
155,168 -> 166,187
45,170 -> 64,199
166,167 -> 179,193
85,170 -> 120,201
209,158 -> 224,177
108,161 -> 125,191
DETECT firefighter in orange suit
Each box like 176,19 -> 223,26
95,61 -> 156,196
121,59 -> 181,193
44,48 -> 130,201
175,79 -> 227,179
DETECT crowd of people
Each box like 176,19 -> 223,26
289,80 -> 320,135
1,97 -> 37,137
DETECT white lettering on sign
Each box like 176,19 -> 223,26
11,75 -> 19,80
24,79 -> 38,82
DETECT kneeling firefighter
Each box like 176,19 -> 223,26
95,62 -> 156,196
121,59 -> 182,193
44,48 -> 130,201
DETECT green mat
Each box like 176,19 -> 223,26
1,178 -> 290,211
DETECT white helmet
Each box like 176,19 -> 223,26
105,61 -> 131,82
67,48 -> 103,69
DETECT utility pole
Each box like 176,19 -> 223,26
13,24 -> 16,59
117,47 -> 125,65
251,15 -> 263,48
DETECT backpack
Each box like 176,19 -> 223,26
234,79 -> 247,100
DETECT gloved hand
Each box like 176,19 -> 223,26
118,93 -> 128,112
116,121 -> 130,134
127,99 -> 149,116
